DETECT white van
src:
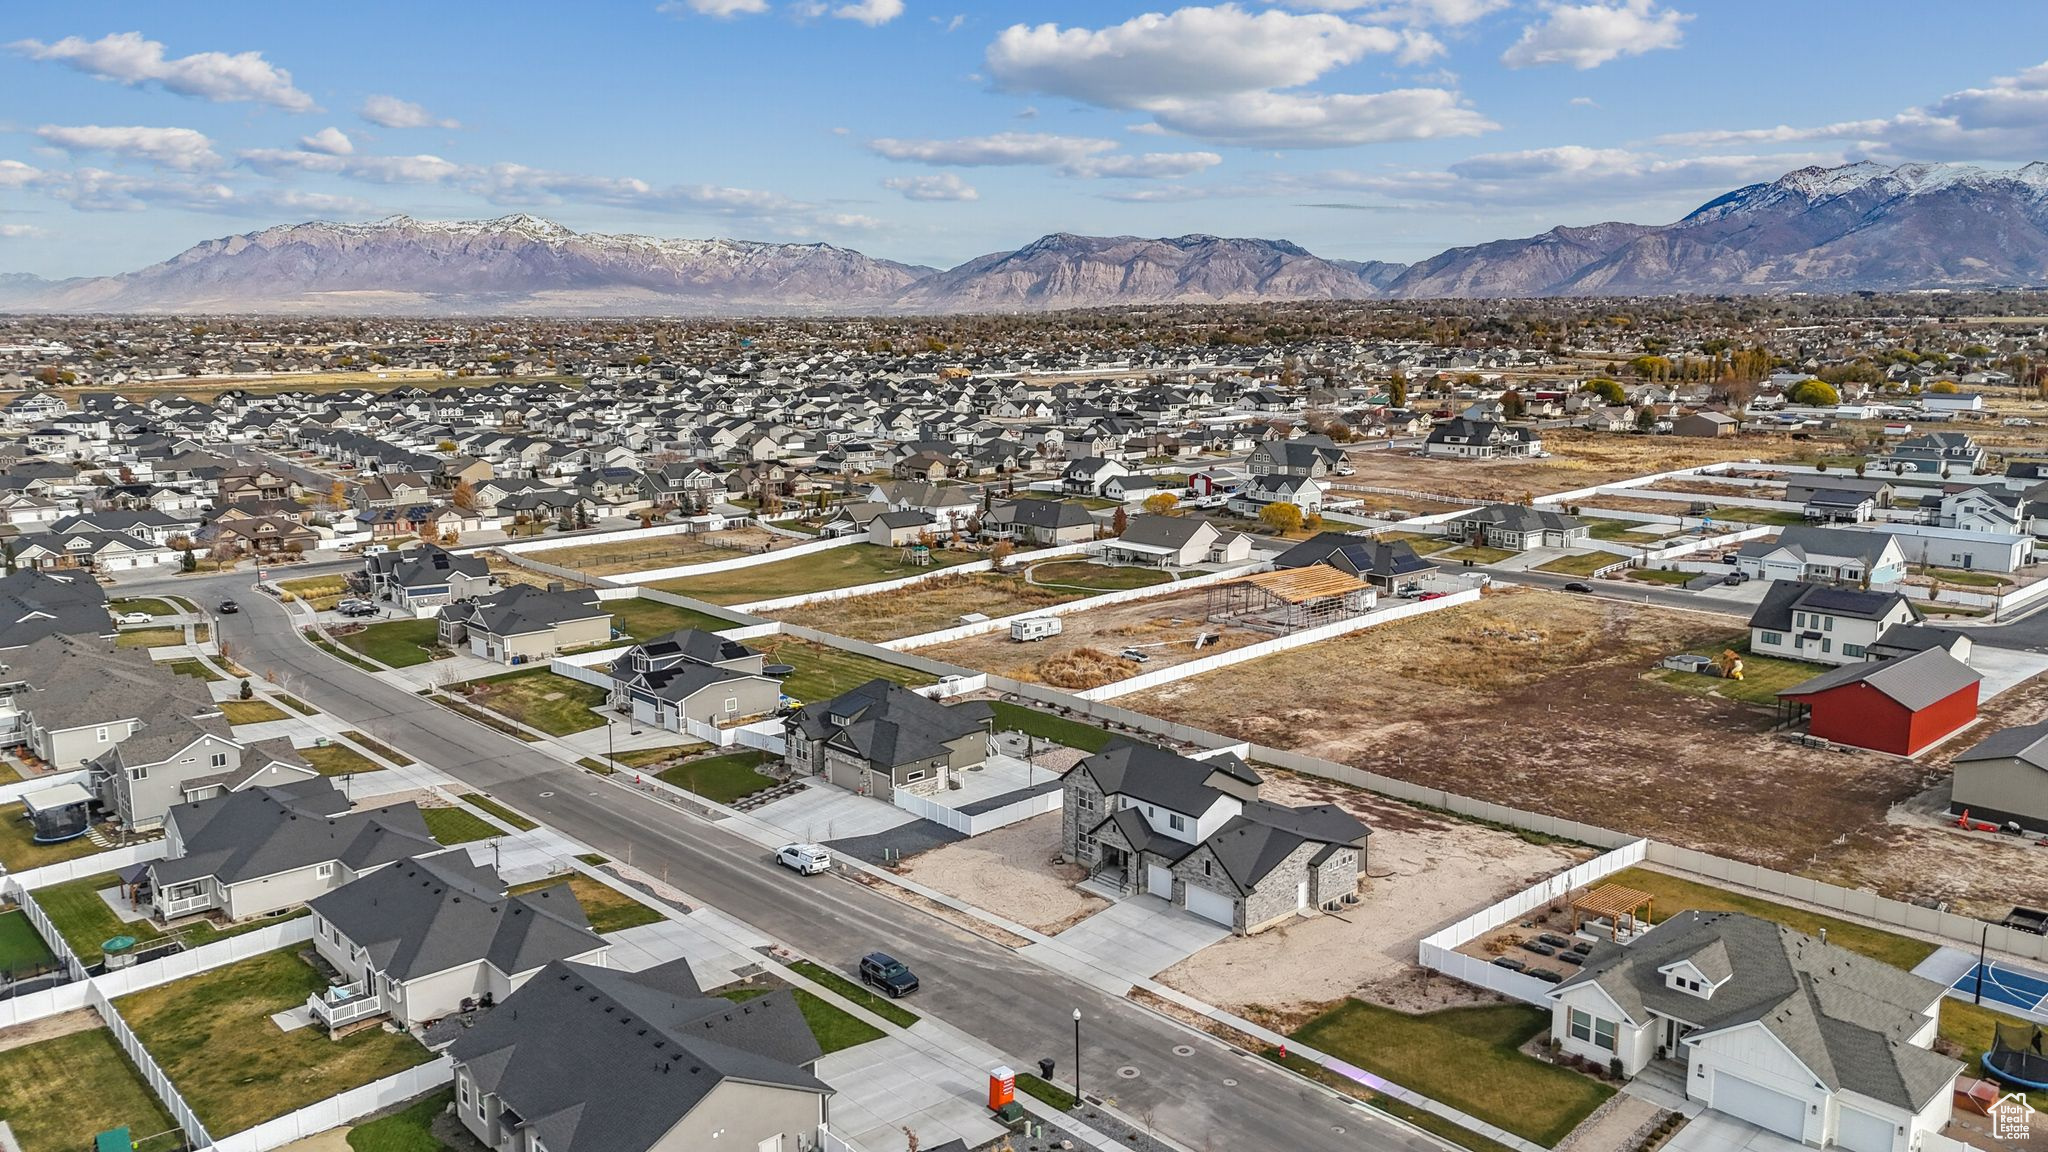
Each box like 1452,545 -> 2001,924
361,543 -> 390,556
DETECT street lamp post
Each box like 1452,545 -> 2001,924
1976,920 -> 1990,1006
1072,1008 -> 1083,1106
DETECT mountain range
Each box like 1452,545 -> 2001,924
10,161 -> 2048,315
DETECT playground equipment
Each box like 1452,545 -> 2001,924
1715,649 -> 1745,680
1985,1020 -> 2048,1090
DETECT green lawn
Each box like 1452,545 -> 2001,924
1533,552 -> 1620,576
421,807 -> 500,845
657,750 -> 781,805
988,700 -> 1114,752
1016,1071 -> 1078,1111
1026,560 -> 1176,592
1653,640 -> 1825,708
312,635 -> 382,671
748,634 -> 935,703
1920,601 -> 1990,618
651,543 -> 979,605
1605,867 -> 1936,969
0,1027 -> 179,1152
508,873 -> 664,934
1265,1051 -> 1517,1152
1290,1001 -> 1612,1147
606,596 -> 740,640
34,871 -> 308,966
298,742 -> 384,777
0,907 -> 56,973
346,1089 -> 455,1152
429,695 -> 540,741
462,668 -> 608,735
118,949 -> 435,1136
1437,544 -> 1520,565
336,618 -> 443,668
0,803 -> 107,872
1923,568 -> 2011,588
1941,999 -> 2045,1108
1583,519 -> 1654,542
1625,567 -> 1696,585
459,792 -> 539,831
165,657 -> 223,683
716,980 -> 885,1055
1381,531 -> 1456,555
218,700 -> 289,725
788,959 -> 920,1029
342,731 -> 413,765
110,596 -> 178,618
115,626 -> 186,649
277,694 -> 318,716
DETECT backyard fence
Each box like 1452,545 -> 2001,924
1417,841 -> 1650,1005
0,768 -> 92,809
3,838 -> 167,891
90,917 -> 316,1000
729,540 -> 1096,615
87,976 -> 215,1150
882,561 -> 1259,651
891,785 -> 1062,837
195,1057 -> 455,1152
612,532 -> 862,586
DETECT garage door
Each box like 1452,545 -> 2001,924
1835,1106 -> 1895,1152
1714,1073 -> 1806,1140
1147,864 -> 1174,898
1183,885 -> 1236,928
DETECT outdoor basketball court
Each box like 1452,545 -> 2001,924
1952,961 -> 2048,1015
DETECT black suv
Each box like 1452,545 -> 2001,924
859,952 -> 919,998
217,599 -> 240,614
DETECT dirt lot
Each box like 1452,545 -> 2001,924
896,810 -> 1108,934
922,586 -> 1267,688
1125,588 -> 1977,900
1648,478 -> 1788,500
1160,771 -> 1592,1019
1340,431 -> 1784,502
486,555 -> 591,590
525,527 -> 776,576
772,572 -> 1084,642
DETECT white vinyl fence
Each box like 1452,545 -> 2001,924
197,1058 -> 455,1152
1417,841 -> 1649,1005
730,541 -> 1095,615
0,768 -> 91,809
883,562 -> 1258,651
891,786 -> 1062,837
2,839 -> 167,890
612,532 -> 861,585
90,975 -> 215,1148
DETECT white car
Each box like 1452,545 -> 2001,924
2004,417 -> 2034,427
115,611 -> 154,626
775,843 -> 831,876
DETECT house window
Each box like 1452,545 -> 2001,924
1761,631 -> 1783,646
1820,638 -> 1832,654
317,863 -> 335,878
1075,792 -> 1095,813
1843,644 -> 1865,659
1168,813 -> 1187,832
1202,859 -> 1213,877
210,753 -> 228,768
96,726 -> 110,743
906,770 -> 925,782
1569,1008 -> 1617,1051
1822,616 -> 1834,632
131,764 -> 148,781
725,697 -> 739,714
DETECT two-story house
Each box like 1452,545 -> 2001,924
607,628 -> 783,733
1747,584 -> 1923,666
1421,417 -> 1542,458
784,679 -> 991,802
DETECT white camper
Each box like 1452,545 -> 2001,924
1010,616 -> 1063,642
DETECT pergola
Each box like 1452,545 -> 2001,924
1205,566 -> 1377,633
1571,883 -> 1655,941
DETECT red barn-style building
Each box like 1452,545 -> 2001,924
1776,647 -> 1982,756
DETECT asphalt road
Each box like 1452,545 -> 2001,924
1494,566 -> 1752,618
145,567 -> 1432,1152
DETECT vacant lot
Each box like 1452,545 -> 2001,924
118,948 -> 434,1135
648,543 -> 980,605
0,1026 -> 177,1152
1025,560 -> 1177,593
460,668 -> 608,735
924,586 -> 1265,689
747,634 -> 934,701
609,595 -> 739,640
527,526 -> 777,576
486,554 -> 590,591
1342,431 -> 1783,501
1162,770 -> 1590,1016
898,811 -> 1106,934
1128,589 -> 1946,886
774,571 -> 1085,642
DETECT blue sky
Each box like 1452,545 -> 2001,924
4,0 -> 2048,277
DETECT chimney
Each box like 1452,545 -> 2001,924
547,581 -> 564,593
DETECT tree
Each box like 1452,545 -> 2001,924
1112,506 -> 1129,537
1386,374 -> 1407,409
1854,461 -> 1867,478
238,679 -> 253,700
1582,377 -> 1626,405
1500,390 -> 1525,420
1786,379 -> 1841,407
327,481 -> 348,510
1259,502 -> 1304,534
990,539 -> 1014,571
1634,407 -> 1658,431
1143,492 -> 1180,516
557,509 -> 576,533
1929,380 -> 1959,394
1628,355 -> 1674,380
180,546 -> 197,573
451,480 -> 477,510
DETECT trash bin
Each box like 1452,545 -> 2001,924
1039,1057 -> 1056,1081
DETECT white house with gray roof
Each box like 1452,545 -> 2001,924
1736,527 -> 1909,587
1548,911 -> 1957,1152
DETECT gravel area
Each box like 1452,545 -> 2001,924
895,811 -> 1108,935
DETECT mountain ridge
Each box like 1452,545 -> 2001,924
12,161 -> 2048,315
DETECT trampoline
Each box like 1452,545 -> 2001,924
1985,1020 -> 2048,1091
1953,961 -> 2048,1015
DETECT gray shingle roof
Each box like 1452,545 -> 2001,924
308,854 -> 604,982
1953,718 -> 2048,769
1776,646 -> 1980,710
152,780 -> 438,887
790,679 -> 990,768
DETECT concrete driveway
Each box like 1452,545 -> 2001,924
753,779 -> 916,842
1663,1112 -> 1807,1152
1969,644 -> 2048,700
1046,894 -> 1231,983
816,1031 -> 1009,1152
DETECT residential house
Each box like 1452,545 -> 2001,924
1672,412 -> 1739,438
1747,584 -> 1920,666
1777,647 -> 1980,756
1883,523 -> 2034,575
981,497 -> 1097,545
868,509 -> 937,546
1233,472 -> 1327,518
90,711 -> 318,831
1272,532 -> 1436,591
204,514 -> 319,558
1062,740 -> 1369,933
386,544 -> 496,610
1098,514 -> 1252,568
0,569 -> 112,650
785,679 -> 991,801
216,466 -> 300,503
149,778 -> 437,922
1548,911 -> 1958,1152
1421,417 -> 1542,458
447,959 -> 830,1152
437,584 -> 614,665
1802,489 -> 1877,524
1734,527 -> 1908,587
1247,438 -> 1348,478
307,853 -> 609,1034
1,635 -> 213,766
1879,432 -> 1984,477
1443,504 -> 1589,551
1062,456 -> 1129,495
608,629 -> 783,732
1783,476 -> 1896,510
1936,486 -> 2027,534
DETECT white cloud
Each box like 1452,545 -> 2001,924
1147,88 -> 1494,148
883,173 -> 979,201
868,132 -> 1118,167
240,148 -> 466,185
11,32 -> 314,111
1300,145 -> 1835,207
657,0 -> 771,16
359,95 -> 460,130
0,224 -> 42,238
299,127 -> 354,156
1270,0 -> 1510,25
989,6 -> 1403,107
834,0 -> 905,26
1570,96 -> 1600,107
1501,1 -> 1689,70
1067,151 -> 1224,178
0,161 -> 43,189
34,125 -> 221,171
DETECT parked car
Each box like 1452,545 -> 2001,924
335,540 -> 358,552
337,600 -> 379,618
115,611 -> 154,625
2004,418 -> 2034,428
1417,591 -> 1448,601
217,599 -> 240,614
1118,648 -> 1151,663
859,952 -> 920,998
1395,583 -> 1423,597
1562,582 -> 1593,594
775,843 -> 830,876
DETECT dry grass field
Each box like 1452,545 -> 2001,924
1122,588 -> 2003,907
1341,431 -> 1783,500
486,555 -> 591,590
772,572 -> 1086,642
922,586 -> 1266,688
526,527 -> 776,576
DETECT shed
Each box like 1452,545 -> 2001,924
1776,648 -> 1981,756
